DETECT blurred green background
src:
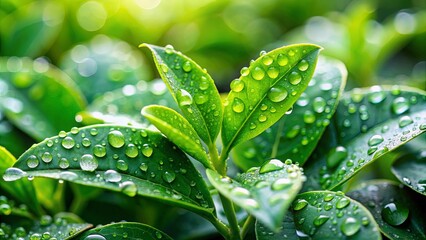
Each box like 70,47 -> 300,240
1,0 -> 425,93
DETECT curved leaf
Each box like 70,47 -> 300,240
2,125 -> 215,217
0,57 -> 86,141
81,80 -> 178,126
303,86 -> 426,190
255,211 -> 299,240
292,191 -> 381,239
391,150 -> 426,196
233,57 -> 347,170
207,159 -> 304,231
221,44 -> 321,154
77,222 -> 172,240
141,44 -> 223,146
142,105 -> 212,169
347,180 -> 426,240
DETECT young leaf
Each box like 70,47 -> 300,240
255,211 -> 299,240
141,44 -> 223,146
233,57 -> 347,170
0,57 -> 86,141
292,191 -> 381,239
347,180 -> 426,239
391,150 -> 426,196
221,44 -> 321,154
303,86 -> 426,190
206,159 -> 304,231
77,222 -> 173,240
2,125 -> 215,217
142,105 -> 212,169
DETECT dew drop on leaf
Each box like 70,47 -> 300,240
368,87 -> 386,104
116,160 -> 128,171
340,217 -> 361,236
313,215 -> 330,226
336,197 -> 350,209
293,199 -> 308,211
231,187 -> 250,197
313,97 -> 326,113
182,61 -> 192,72
303,110 -> 316,124
59,158 -> 70,169
277,53 -> 288,66
259,159 -> 284,174
26,155 -> 39,168
84,234 -> 106,240
176,89 -> 193,107
120,181 -> 138,197
194,93 -> 208,105
142,144 -> 153,157
93,145 -> 107,158
392,97 -> 410,115
398,116 -> 413,128
267,86 -> 288,103
298,60 -> 309,71
381,202 -> 409,226
368,135 -> 384,146
271,178 -> 292,190
164,44 -> 174,54
262,55 -> 273,66
80,154 -> 98,172
125,144 -> 139,158
41,152 -> 52,163
3,167 -> 26,181
252,67 -> 265,80
104,169 -> 122,183
230,79 -> 245,92
289,72 -> 302,85
139,163 -> 148,172
232,97 -> 245,113
108,130 -> 125,148
240,67 -> 250,76
90,128 -> 98,136
162,171 -> 176,183
258,114 -> 267,122
62,136 -> 76,149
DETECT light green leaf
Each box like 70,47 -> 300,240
142,105 -> 211,169
2,125 -> 215,217
77,222 -> 173,240
391,150 -> 426,196
233,57 -> 346,170
207,159 -> 304,231
221,44 -> 321,154
292,191 -> 381,239
347,180 -> 426,240
255,211 -> 298,240
303,86 -> 426,190
141,44 -> 223,146
0,57 -> 86,141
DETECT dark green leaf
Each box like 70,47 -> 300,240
0,113 -> 33,157
77,222 -> 172,240
233,57 -> 346,170
207,159 -> 304,231
0,57 -> 86,141
292,191 -> 381,239
141,44 -> 223,146
255,211 -> 299,240
142,105 -> 212,169
347,180 -> 426,240
303,86 -> 426,190
221,44 -> 321,154
391,150 -> 426,196
3,125 -> 215,217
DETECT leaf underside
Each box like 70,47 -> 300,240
391,149 -> 426,196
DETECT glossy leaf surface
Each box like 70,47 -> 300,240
141,44 -> 223,145
77,222 -> 172,240
233,57 -> 346,170
256,211 -> 298,240
142,105 -> 211,169
3,125 -> 214,217
303,86 -> 426,190
221,44 -> 321,154
391,150 -> 426,196
292,191 -> 381,239
207,159 -> 304,231
0,57 -> 86,141
348,180 -> 426,239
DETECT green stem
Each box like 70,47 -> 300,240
205,214 -> 231,239
220,194 -> 241,240
240,215 -> 255,239
70,194 -> 87,215
209,143 -> 226,175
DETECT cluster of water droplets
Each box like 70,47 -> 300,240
82,224 -> 165,240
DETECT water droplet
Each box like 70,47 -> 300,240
324,193 -> 334,202
160,63 -> 168,73
313,97 -> 326,113
271,178 -> 291,190
93,144 -> 107,157
298,60 -> 309,71
232,97 -> 245,113
392,97 -> 410,115
80,154 -> 98,172
108,130 -> 125,148
182,61 -> 192,72
368,135 -> 384,146
46,140 -> 54,147
381,202 -> 409,226
289,72 -> 302,85
341,217 -> 361,236
336,197 -> 350,209
116,160 -> 128,171
125,144 -> 139,158
61,136 -> 75,149
286,125 -> 300,139
267,67 -> 279,79
262,55 -> 273,65
249,122 -> 257,129
58,131 -> 67,138
303,110 -> 316,124
327,146 -> 348,169
82,138 -> 91,147
176,89 -> 193,107
120,181 -> 137,197
240,67 -> 250,76
59,158 -> 69,169
155,231 -> 163,239
259,159 -> 284,174
104,169 -> 122,182
3,167 -> 26,181
368,87 -> 386,104
252,67 -> 265,80
268,86 -> 288,102
277,54 -> 288,66
163,171 -> 176,183
293,199 -> 308,211
165,44 -> 174,54
243,198 -> 260,209
230,79 -> 245,92
258,114 -> 267,122
140,163 -> 148,172
313,215 -> 330,226
142,144 -> 153,157
231,187 -> 250,197
90,128 -> 98,136
26,155 -> 39,168
398,116 -> 413,128
84,234 -> 106,240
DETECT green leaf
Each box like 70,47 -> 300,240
255,211 -> 299,240
81,80 -> 178,126
0,116 -> 33,157
206,159 -> 304,231
3,125 -> 215,217
77,222 -> 173,240
391,150 -> 426,196
142,105 -> 212,169
0,146 -> 42,216
221,44 -> 321,154
233,57 -> 346,170
0,57 -> 86,141
303,86 -> 426,190
292,191 -> 381,239
347,180 -> 426,239
30,221 -> 92,240
141,44 -> 223,146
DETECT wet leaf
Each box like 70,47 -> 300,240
221,44 -> 321,155
347,180 -> 426,240
0,57 -> 86,141
391,150 -> 426,196
255,211 -> 299,240
207,159 -> 304,231
233,57 -> 346,170
303,86 -> 426,190
77,222 -> 172,240
292,191 -> 381,239
29,221 -> 91,240
2,125 -> 215,217
141,44 -> 223,146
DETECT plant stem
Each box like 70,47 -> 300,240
240,215 -> 255,239
220,194 -> 241,240
209,143 -> 226,175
